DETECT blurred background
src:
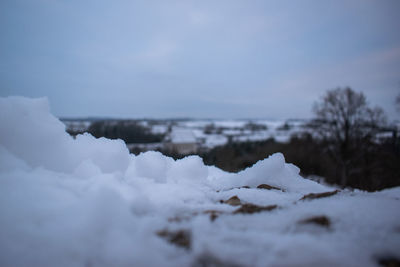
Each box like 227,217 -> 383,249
1,0 -> 400,190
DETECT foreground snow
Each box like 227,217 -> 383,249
0,97 -> 399,267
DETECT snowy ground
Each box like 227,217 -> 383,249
1,97 -> 400,267
63,117 -> 309,150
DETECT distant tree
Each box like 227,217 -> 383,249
313,87 -> 387,187
87,120 -> 164,144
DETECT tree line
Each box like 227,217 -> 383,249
202,87 -> 399,191
87,120 -> 164,144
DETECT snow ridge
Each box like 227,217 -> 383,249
0,97 -> 399,267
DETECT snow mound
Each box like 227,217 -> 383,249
0,96 -> 399,267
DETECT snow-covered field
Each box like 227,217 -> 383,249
64,117 -> 308,152
1,97 -> 399,267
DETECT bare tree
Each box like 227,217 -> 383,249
313,87 -> 386,187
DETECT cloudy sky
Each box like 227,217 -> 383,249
1,0 -> 399,120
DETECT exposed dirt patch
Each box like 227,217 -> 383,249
298,215 -> 331,228
220,196 -> 242,206
233,204 -> 278,214
203,210 -> 224,221
192,252 -> 243,267
156,229 -> 191,249
257,184 -> 283,191
300,190 -> 339,201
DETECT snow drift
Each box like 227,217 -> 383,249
0,96 -> 399,267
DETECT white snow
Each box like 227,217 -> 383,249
203,134 -> 228,148
0,96 -> 399,267
150,124 -> 168,135
169,128 -> 197,144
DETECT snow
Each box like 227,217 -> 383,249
203,134 -> 228,148
169,128 -> 197,144
213,120 -> 248,128
0,96 -> 399,267
150,124 -> 168,135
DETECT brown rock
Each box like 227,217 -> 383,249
156,229 -> 191,249
192,252 -> 243,267
222,196 -> 242,206
298,215 -> 331,228
233,203 -> 278,214
300,190 -> 339,201
257,184 -> 282,191
238,186 -> 250,189
203,210 -> 223,221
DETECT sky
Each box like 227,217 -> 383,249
1,0 -> 400,120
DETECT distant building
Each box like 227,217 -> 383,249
165,128 -> 198,155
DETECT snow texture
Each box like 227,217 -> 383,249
169,128 -> 197,144
0,96 -> 399,267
